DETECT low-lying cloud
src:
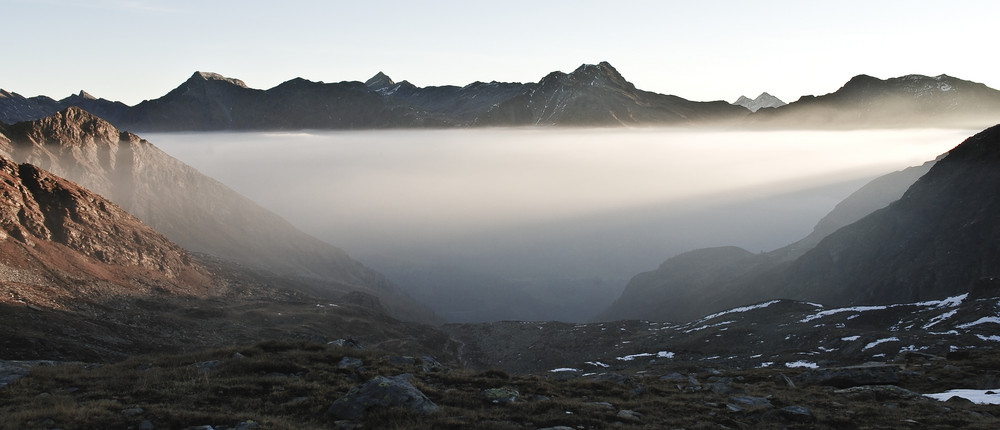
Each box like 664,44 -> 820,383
148,127 -> 969,321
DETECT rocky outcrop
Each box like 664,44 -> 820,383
0,153 -> 212,298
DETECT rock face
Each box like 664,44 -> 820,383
733,92 -> 786,112
0,107 -> 438,323
476,62 -> 747,126
0,153 -> 212,300
751,74 -> 1000,128
598,159 -> 937,322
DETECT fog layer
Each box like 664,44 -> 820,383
149,128 -> 967,322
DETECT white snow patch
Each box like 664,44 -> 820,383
616,351 -> 673,361
683,320 -> 735,334
785,361 -> 818,369
818,346 -> 838,352
699,300 -> 781,321
759,362 -> 774,368
800,305 -> 887,323
863,337 -> 900,351
977,334 -> 1000,342
958,317 -> 1000,329
586,361 -> 610,368
549,368 -> 579,373
925,389 -> 1000,405
922,310 -> 958,329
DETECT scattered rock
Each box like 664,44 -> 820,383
729,396 -> 773,409
328,339 -> 363,349
327,375 -> 438,420
337,357 -> 363,370
583,401 -> 614,409
192,360 -> 223,373
481,387 -> 520,404
121,407 -> 144,416
762,405 -> 815,423
617,409 -> 642,421
139,420 -> 155,430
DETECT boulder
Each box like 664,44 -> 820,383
327,375 -> 438,420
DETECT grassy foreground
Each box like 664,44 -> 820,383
2,340 -> 999,429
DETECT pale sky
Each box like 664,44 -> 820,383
3,0 -> 997,106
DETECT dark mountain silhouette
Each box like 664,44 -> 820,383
0,107 -> 438,323
366,72 -> 527,123
750,74 -> 1000,128
476,62 -> 748,126
597,156 -> 941,322
769,124 -> 1000,305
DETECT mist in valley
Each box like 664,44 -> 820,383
148,128 -> 969,323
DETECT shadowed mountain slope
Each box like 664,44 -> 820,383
598,153 -> 942,322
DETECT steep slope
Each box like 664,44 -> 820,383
476,62 -> 748,126
751,74 -> 1000,128
0,108 -> 438,323
0,90 -> 61,124
771,124 -> 1000,305
0,153 -> 213,304
598,159 -> 938,322
733,92 -> 786,112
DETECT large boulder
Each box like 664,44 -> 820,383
327,375 -> 438,420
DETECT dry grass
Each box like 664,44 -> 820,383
2,341 -> 1000,429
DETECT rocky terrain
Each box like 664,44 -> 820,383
0,108 -> 437,323
7,64 -> 998,130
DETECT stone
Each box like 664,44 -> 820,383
327,375 -> 438,420
729,396 -> 773,409
337,357 -> 363,370
616,409 -> 642,421
481,387 -> 520,404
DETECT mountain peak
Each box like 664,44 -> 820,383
733,92 -> 786,112
77,90 -> 96,100
365,72 -> 395,91
188,71 -> 248,88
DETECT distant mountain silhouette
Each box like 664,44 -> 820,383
476,62 -> 747,126
733,92 -> 786,112
0,107 -> 438,323
750,74 -> 1000,128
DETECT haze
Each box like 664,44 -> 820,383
150,128 -> 967,322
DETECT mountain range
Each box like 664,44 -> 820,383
4,63 -> 999,130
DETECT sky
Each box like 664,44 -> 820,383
3,0 -> 998,106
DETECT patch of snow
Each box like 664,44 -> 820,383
657,351 -> 675,359
750,354 -> 762,359
683,320 -> 735,334
616,351 -> 673,361
976,334 -> 1000,342
759,362 -> 774,368
586,361 -> 610,368
549,368 -> 579,373
800,305 -> 887,323
872,353 -> 886,358
818,346 -> 838,352
922,310 -> 958,329
841,335 -> 861,341
925,389 -> 1000,405
863,337 -> 900,351
929,330 -> 959,336
785,361 -> 818,369
958,317 -> 1000,329
699,300 -> 781,321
